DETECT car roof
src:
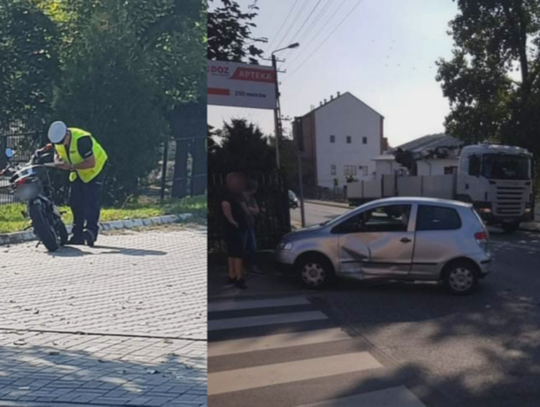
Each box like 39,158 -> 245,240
365,196 -> 472,208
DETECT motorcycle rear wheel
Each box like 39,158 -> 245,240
29,202 -> 60,252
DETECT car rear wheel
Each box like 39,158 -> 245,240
298,255 -> 335,289
444,260 -> 479,295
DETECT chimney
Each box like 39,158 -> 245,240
324,99 -> 327,104
337,91 -> 341,97
330,95 -> 334,100
319,101 -> 323,107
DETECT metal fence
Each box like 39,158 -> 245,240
141,136 -> 207,200
1,130 -> 206,205
208,171 -> 291,253
302,185 -> 348,203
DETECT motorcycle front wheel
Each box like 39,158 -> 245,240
29,201 -> 60,252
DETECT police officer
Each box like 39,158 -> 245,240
48,121 -> 108,247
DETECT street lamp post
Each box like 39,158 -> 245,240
271,42 -> 299,169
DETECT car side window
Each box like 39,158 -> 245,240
416,205 -> 462,231
333,205 -> 412,233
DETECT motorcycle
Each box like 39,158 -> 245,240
1,145 -> 68,252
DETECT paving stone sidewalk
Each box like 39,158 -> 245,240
0,229 -> 207,406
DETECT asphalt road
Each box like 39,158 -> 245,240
209,201 -> 540,407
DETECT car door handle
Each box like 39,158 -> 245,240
400,237 -> 412,243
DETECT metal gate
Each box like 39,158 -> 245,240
208,171 -> 291,252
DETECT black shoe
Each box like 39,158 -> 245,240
68,236 -> 85,245
236,279 -> 247,289
226,277 -> 237,285
84,230 -> 95,247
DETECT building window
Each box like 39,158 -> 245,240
346,136 -> 352,144
330,135 -> 335,143
444,166 -> 457,175
362,137 -> 367,144
331,164 -> 336,175
363,167 -> 369,176
344,165 -> 357,176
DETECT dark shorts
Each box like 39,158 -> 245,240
226,227 -> 245,258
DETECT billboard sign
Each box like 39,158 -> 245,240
207,60 -> 276,110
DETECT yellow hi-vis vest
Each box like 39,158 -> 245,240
55,128 -> 108,183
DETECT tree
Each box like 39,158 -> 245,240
0,0 -> 59,130
437,0 -> 540,160
45,0 -> 206,203
208,0 -> 264,64
209,119 -> 275,173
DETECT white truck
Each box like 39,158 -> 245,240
348,144 -> 534,232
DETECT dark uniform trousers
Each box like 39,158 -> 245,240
69,169 -> 105,240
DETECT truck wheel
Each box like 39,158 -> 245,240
501,223 -> 519,233
443,260 -> 479,295
29,202 -> 59,252
298,255 -> 335,289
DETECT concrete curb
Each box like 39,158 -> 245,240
304,199 -> 350,209
0,213 -> 193,246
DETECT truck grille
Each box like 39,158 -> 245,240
493,186 -> 527,217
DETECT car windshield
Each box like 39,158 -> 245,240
482,154 -> 530,180
319,204 -> 366,227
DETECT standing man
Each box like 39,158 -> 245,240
48,121 -> 108,247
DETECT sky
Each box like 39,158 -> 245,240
208,0 -> 460,148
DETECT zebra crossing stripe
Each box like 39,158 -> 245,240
209,297 -> 310,312
297,386 -> 426,407
208,310 -> 328,331
209,327 -> 351,357
208,352 -> 382,395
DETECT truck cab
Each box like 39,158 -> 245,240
457,144 -> 533,231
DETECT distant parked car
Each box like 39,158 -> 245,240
276,197 -> 492,295
289,190 -> 299,209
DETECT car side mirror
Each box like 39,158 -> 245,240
4,148 -> 13,159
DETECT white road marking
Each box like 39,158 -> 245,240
209,328 -> 351,357
208,310 -> 328,331
208,352 -> 382,395
208,297 -> 310,312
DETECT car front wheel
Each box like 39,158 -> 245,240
298,256 -> 335,289
444,261 -> 479,295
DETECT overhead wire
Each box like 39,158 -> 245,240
285,0 -> 364,79
281,0 -> 335,62
273,0 -> 308,51
282,0 -> 348,69
264,0 -> 301,53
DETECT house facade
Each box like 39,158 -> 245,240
293,92 -> 384,189
373,133 -> 463,178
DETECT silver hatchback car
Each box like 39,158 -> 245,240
276,197 -> 492,295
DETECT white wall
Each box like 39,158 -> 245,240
375,160 -> 406,178
314,93 -> 382,188
416,158 -> 459,176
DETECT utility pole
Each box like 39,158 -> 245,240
297,143 -> 306,227
272,53 -> 282,169
270,42 -> 299,169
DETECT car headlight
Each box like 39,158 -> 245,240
278,241 -> 293,250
